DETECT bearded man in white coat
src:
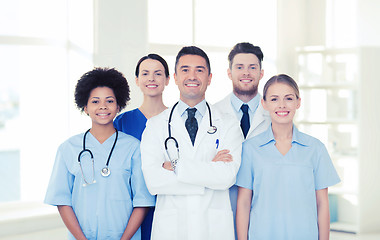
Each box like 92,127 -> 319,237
141,46 -> 241,240
214,42 -> 271,238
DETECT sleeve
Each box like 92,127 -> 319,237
235,140 -> 254,190
175,119 -> 242,190
44,143 -> 74,206
130,141 -> 156,207
313,141 -> 341,190
141,117 -> 205,195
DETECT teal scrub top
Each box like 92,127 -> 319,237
45,131 -> 155,240
236,125 -> 340,240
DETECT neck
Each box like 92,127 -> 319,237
233,91 -> 257,103
139,94 -> 167,119
181,97 -> 205,108
90,124 -> 116,143
271,122 -> 293,141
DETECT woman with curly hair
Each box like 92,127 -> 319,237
45,67 -> 155,240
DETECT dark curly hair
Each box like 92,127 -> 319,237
74,67 -> 130,112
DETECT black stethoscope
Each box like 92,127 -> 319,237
77,129 -> 118,187
164,101 -> 217,160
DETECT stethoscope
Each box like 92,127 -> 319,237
164,101 -> 217,165
77,129 -> 118,187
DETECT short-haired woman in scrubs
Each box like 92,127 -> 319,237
236,74 -> 340,240
45,67 -> 155,240
113,54 -> 170,240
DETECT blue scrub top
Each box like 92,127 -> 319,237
45,131 -> 155,240
236,125 -> 340,240
114,108 -> 147,141
114,108 -> 154,240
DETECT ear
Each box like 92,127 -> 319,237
165,76 -> 170,86
207,73 -> 212,86
135,77 -> 139,86
174,73 -> 179,86
84,106 -> 89,115
296,97 -> 301,109
261,98 -> 268,111
259,68 -> 264,80
227,68 -> 232,80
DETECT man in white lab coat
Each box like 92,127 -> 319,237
141,46 -> 242,240
214,42 -> 271,238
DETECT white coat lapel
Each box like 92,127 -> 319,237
170,108 -> 193,147
247,103 -> 269,138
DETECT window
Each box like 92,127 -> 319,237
0,0 -> 93,203
147,0 -> 278,105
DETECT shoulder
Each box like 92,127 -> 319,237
213,94 -> 233,114
147,107 -> 170,124
117,131 -> 140,145
295,129 -> 325,148
115,108 -> 140,121
245,127 -> 272,147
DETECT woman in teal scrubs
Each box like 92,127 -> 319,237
114,54 -> 170,240
45,68 -> 155,240
236,74 -> 340,240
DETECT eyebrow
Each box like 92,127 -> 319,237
234,63 -> 259,66
269,93 -> 296,98
180,65 -> 206,70
90,96 -> 115,99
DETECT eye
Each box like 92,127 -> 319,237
270,98 -> 277,102
107,99 -> 115,104
196,69 -> 204,73
155,72 -> 162,76
91,100 -> 99,104
236,66 -> 242,70
286,97 -> 294,101
142,72 -> 148,76
250,66 -> 256,70
182,68 -> 189,73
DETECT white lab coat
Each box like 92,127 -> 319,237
213,93 -> 271,141
213,93 -> 271,239
141,103 -> 242,240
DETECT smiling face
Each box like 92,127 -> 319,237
136,58 -> 169,97
84,87 -> 119,128
262,82 -> 301,126
228,53 -> 264,101
174,54 -> 212,107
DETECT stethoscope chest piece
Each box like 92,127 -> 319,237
207,126 -> 217,134
101,167 -> 111,177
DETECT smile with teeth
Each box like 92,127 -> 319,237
146,84 -> 158,88
276,111 -> 289,116
240,79 -> 252,83
185,83 -> 200,87
97,113 -> 110,118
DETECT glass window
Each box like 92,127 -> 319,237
0,0 -> 93,203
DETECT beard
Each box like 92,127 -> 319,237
233,82 -> 258,97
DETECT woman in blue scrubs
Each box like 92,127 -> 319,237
45,68 -> 155,240
114,54 -> 170,240
236,74 -> 340,240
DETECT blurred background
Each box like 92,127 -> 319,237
1,0 -> 379,239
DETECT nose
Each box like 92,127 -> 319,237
278,99 -> 286,108
148,73 -> 155,82
99,101 -> 108,109
243,67 -> 250,76
188,69 -> 197,80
